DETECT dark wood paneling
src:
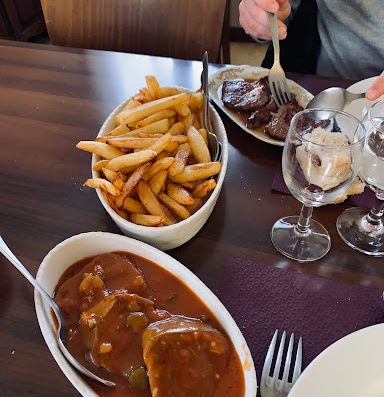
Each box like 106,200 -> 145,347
41,0 -> 227,62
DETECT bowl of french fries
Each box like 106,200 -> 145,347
76,76 -> 228,250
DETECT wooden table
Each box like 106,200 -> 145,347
0,39 -> 382,396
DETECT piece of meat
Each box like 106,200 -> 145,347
79,291 -> 170,374
265,98 -> 304,140
55,253 -> 147,325
222,77 -> 270,111
246,96 -> 278,129
143,316 -> 229,397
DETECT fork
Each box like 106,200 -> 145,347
261,330 -> 303,397
267,13 -> 292,107
200,51 -> 222,162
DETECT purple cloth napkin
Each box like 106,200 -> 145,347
218,258 -> 384,393
272,163 -> 376,207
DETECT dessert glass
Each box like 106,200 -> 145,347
271,108 -> 365,262
337,99 -> 384,256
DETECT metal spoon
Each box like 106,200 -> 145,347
0,235 -> 115,388
306,87 -> 365,111
200,51 -> 222,162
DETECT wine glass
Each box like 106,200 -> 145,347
337,99 -> 384,256
271,108 -> 365,262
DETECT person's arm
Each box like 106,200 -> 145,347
366,72 -> 384,101
239,0 -> 302,40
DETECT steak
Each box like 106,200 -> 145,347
246,96 -> 278,129
222,77 -> 270,111
265,99 -> 303,140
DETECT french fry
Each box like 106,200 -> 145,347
169,162 -> 221,183
143,157 -> 175,181
187,126 -> 211,163
174,103 -> 190,117
190,92 -> 203,112
130,213 -> 164,227
106,150 -> 157,172
158,193 -> 190,220
164,141 -> 179,153
137,87 -> 152,103
106,123 -> 130,137
145,75 -> 160,100
167,183 -> 195,205
116,93 -> 189,125
149,169 -> 168,195
168,115 -> 177,127
93,159 -> 110,172
114,119 -> 170,137
179,181 -> 195,189
181,113 -> 193,130
192,179 -> 216,198
84,178 -> 120,196
114,99 -> 141,125
156,151 -> 170,161
123,197 -> 147,214
106,193 -> 128,218
168,121 -> 185,136
136,110 -> 176,128
156,86 -> 182,99
102,167 -> 118,183
160,204 -> 178,224
168,143 -> 191,177
111,171 -> 126,191
116,163 -> 150,208
136,181 -> 174,225
147,133 -> 171,155
198,128 -> 208,146
192,112 -> 200,130
76,141 -> 125,160
185,197 -> 203,215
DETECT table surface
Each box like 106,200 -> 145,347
0,39 -> 382,396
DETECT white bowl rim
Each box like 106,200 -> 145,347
34,232 -> 257,397
91,88 -> 228,232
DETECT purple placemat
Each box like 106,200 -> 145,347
272,163 -> 376,207
218,258 -> 384,393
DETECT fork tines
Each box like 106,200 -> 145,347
261,329 -> 303,397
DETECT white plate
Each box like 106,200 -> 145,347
208,65 -> 314,147
35,232 -> 257,397
344,76 -> 382,120
288,324 -> 384,397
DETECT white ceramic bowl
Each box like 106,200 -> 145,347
91,94 -> 228,251
35,232 -> 257,397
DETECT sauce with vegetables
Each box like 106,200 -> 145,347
54,252 -> 245,397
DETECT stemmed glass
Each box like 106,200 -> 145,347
271,108 -> 365,262
337,99 -> 384,256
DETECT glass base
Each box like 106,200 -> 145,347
271,216 -> 331,262
337,207 -> 384,256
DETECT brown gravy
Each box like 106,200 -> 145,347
54,252 -> 245,397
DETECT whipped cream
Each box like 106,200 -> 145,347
296,127 -> 352,191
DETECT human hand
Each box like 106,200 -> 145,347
366,71 -> 384,101
239,0 -> 291,40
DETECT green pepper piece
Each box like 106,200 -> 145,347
126,312 -> 149,333
128,367 -> 149,390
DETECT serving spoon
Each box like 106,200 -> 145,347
200,51 -> 222,162
306,87 -> 366,111
0,235 -> 115,388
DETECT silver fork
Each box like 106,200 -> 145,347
261,330 -> 303,397
267,13 -> 292,107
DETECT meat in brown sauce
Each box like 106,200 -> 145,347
54,252 -> 245,397
143,316 -> 229,397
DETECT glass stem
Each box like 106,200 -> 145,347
294,204 -> 313,237
363,193 -> 384,232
